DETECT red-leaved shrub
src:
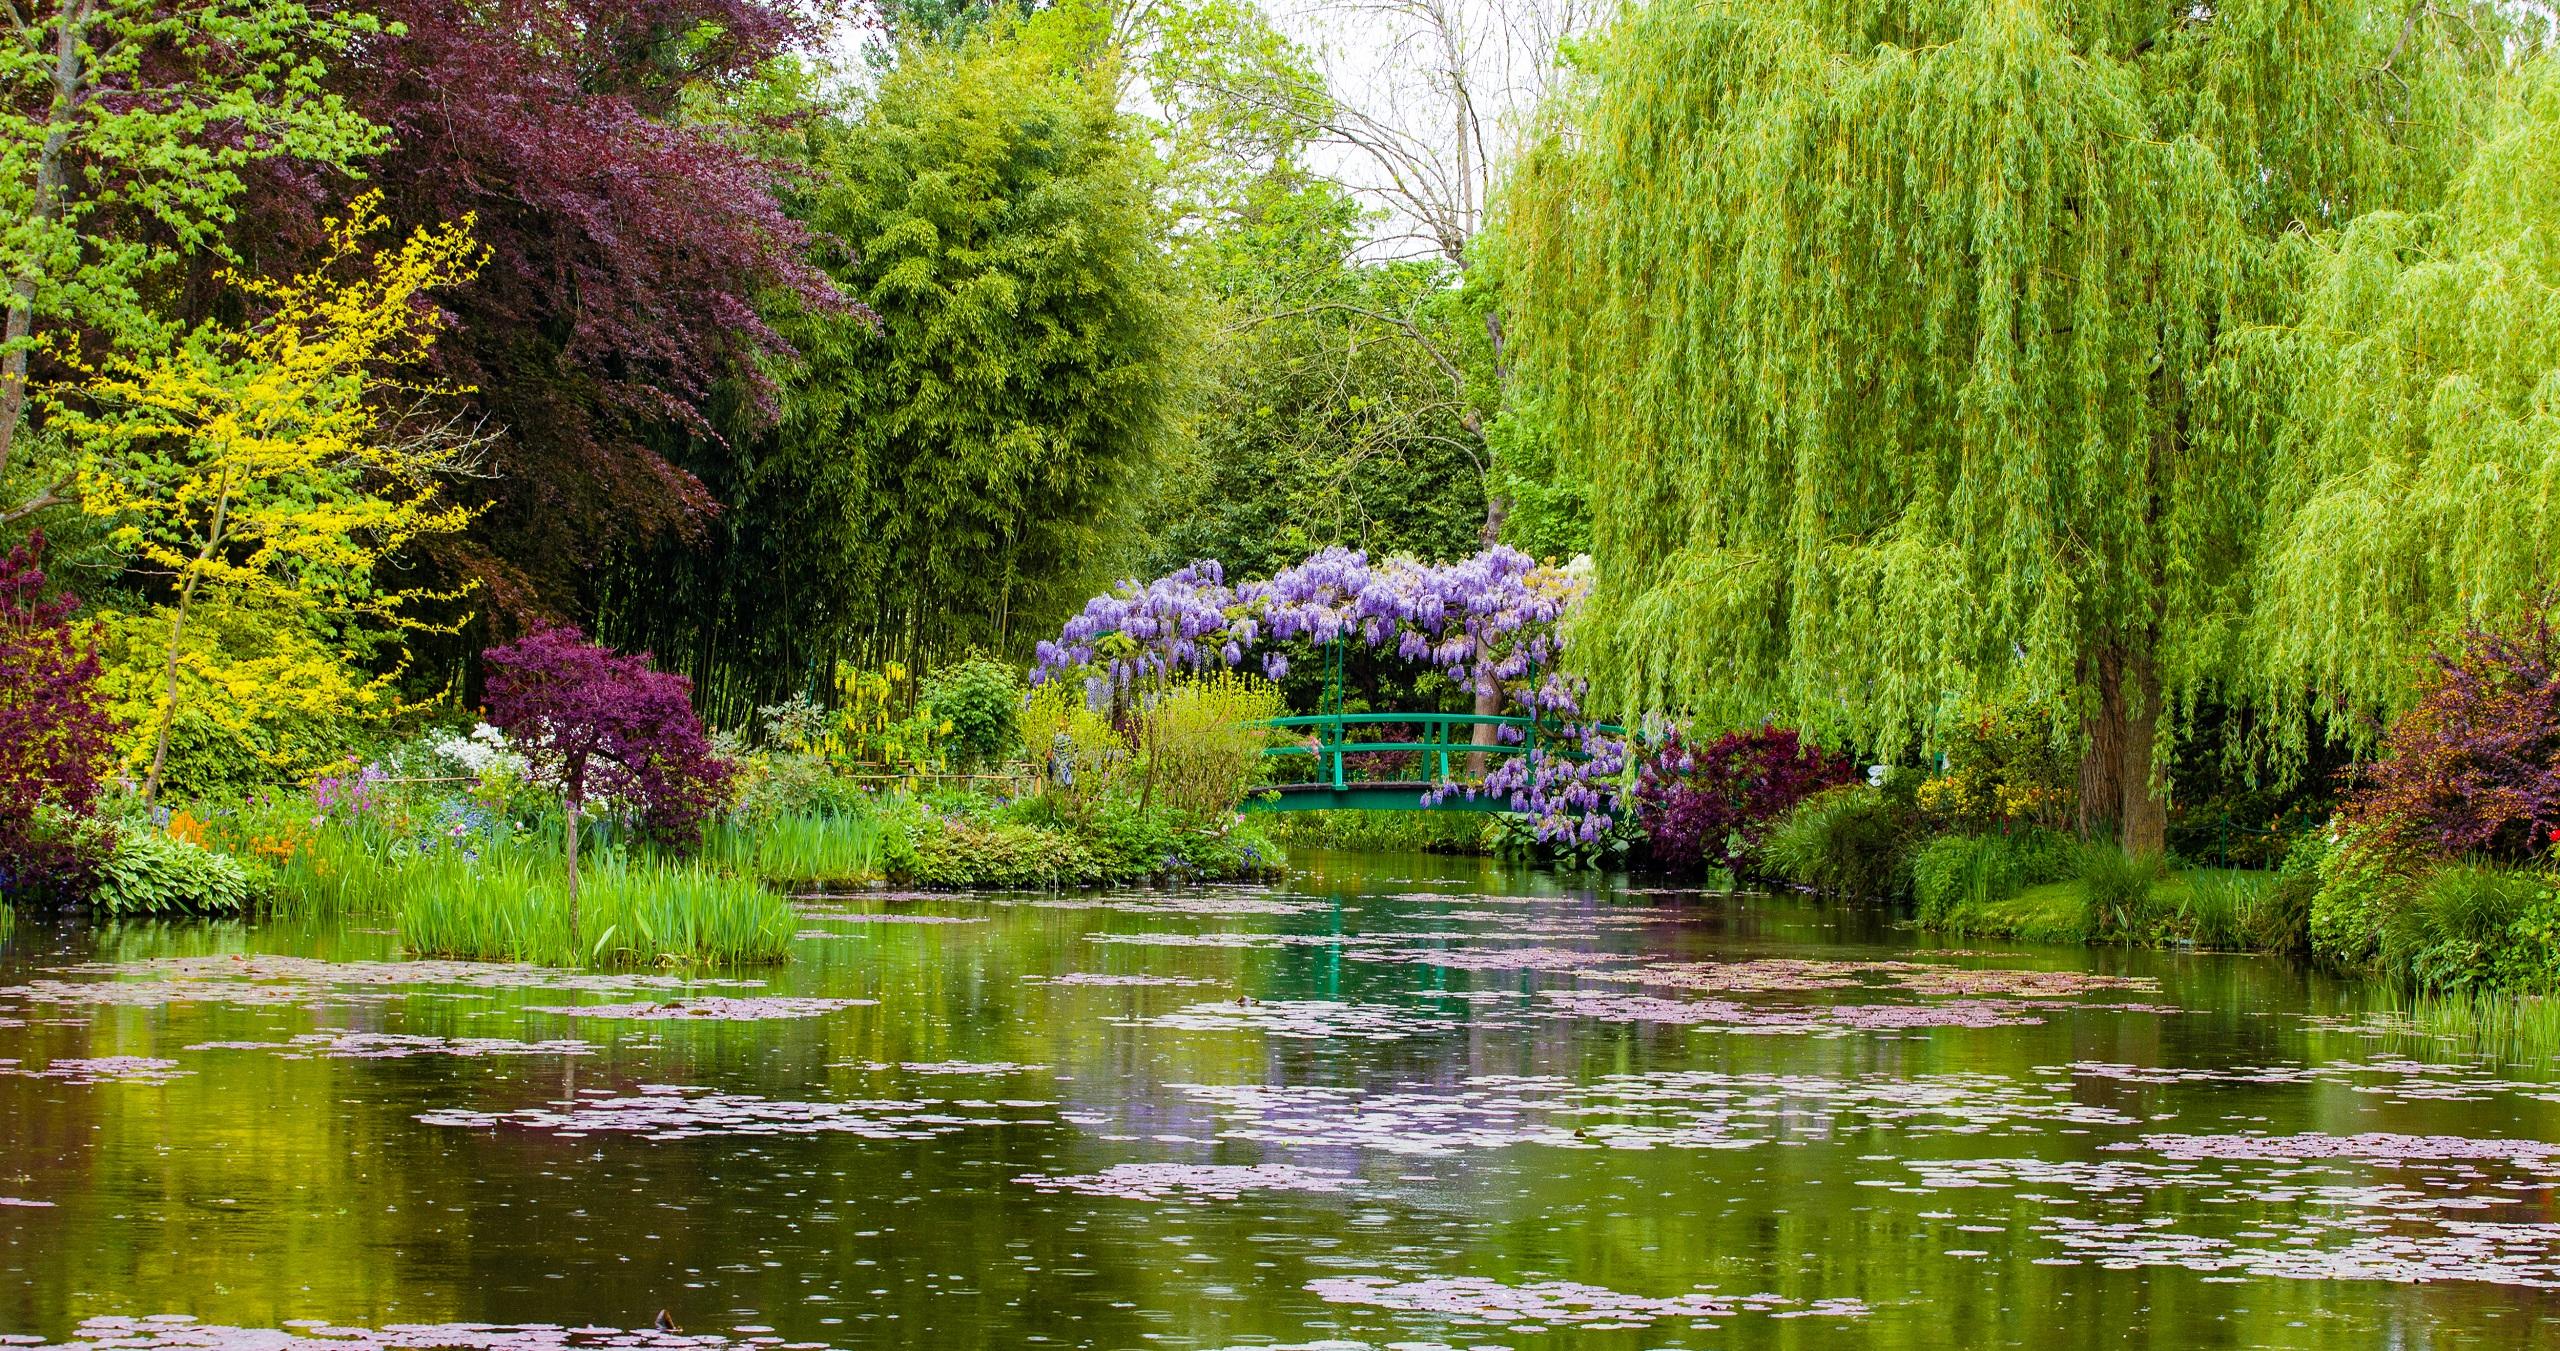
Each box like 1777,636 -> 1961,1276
0,533 -> 116,896
2347,612 -> 2560,862
1632,725 -> 1857,876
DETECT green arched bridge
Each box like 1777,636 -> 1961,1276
1242,712 -> 1575,814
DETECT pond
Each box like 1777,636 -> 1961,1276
3,850 -> 2558,1349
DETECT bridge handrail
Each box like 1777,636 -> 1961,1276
1257,712 -> 1542,730
1244,710 -> 1624,793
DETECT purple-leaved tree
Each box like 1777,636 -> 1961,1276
482,626 -> 730,935
2347,611 -> 2560,862
1630,725 -> 1856,876
0,533 -> 115,897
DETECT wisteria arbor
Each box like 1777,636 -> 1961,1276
1032,547 -> 1629,843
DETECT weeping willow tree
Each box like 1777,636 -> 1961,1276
2226,60 -> 2560,762
1496,0 -> 2506,850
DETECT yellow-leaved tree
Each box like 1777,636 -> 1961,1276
62,194 -> 487,800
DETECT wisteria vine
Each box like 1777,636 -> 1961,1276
1032,547 -> 1630,843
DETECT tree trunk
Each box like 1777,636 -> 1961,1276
563,790 -> 582,952
139,585 -> 194,806
1467,681 -> 1501,778
2118,649 -> 2168,856
2077,645 -> 2168,856
0,0 -> 93,484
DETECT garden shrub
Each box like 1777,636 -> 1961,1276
1761,784 -> 1923,899
483,626 -> 733,847
1630,724 -> 1856,876
899,820 -> 1100,890
1020,679 -> 1135,824
2256,831 -> 2330,953
2309,826 -> 2419,970
1914,695 -> 2077,831
2385,865 -> 2556,993
2083,845 -> 2171,942
921,656 -> 1023,772
1132,672 -> 1285,819
828,662 -> 948,774
92,829 -> 254,916
92,604 -> 397,797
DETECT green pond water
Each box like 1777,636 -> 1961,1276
4,849 -> 2560,1350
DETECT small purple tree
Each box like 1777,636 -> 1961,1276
0,533 -> 115,897
482,626 -> 730,935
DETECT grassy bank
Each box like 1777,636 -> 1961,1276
1932,867 -> 2303,949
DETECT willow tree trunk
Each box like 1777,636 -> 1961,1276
2078,646 -> 2168,855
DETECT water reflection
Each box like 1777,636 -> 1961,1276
2,851 -> 2559,1347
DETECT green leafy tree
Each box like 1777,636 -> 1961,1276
1,0 -> 387,513
1143,167 -> 1491,579
1496,0 -> 2506,851
2225,61 -> 2560,760
621,11 -> 1186,690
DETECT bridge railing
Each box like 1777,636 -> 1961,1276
1253,712 -> 1547,792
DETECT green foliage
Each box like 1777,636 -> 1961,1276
1,0 -> 388,400
1761,785 -> 1923,901
92,828 -> 253,916
90,602 -> 397,798
1493,0 -> 2506,793
921,656 -> 1023,772
2384,866 -> 2560,994
672,12 -> 1188,680
2227,65 -> 2560,760
2083,846 -> 2173,943
1266,810 -> 1490,855
1019,677 -> 1135,824
897,818 -> 1100,890
2310,827 -> 2416,970
1133,671 -> 1283,819
1143,170 -> 1492,580
2171,870 -> 2267,950
1914,697 -> 2078,831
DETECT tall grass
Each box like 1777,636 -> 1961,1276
2174,869 -> 2267,950
399,849 -> 791,967
1913,831 -> 2078,927
704,812 -> 886,888
1761,786 -> 1919,899
269,820 -> 790,966
2082,844 -> 2171,941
